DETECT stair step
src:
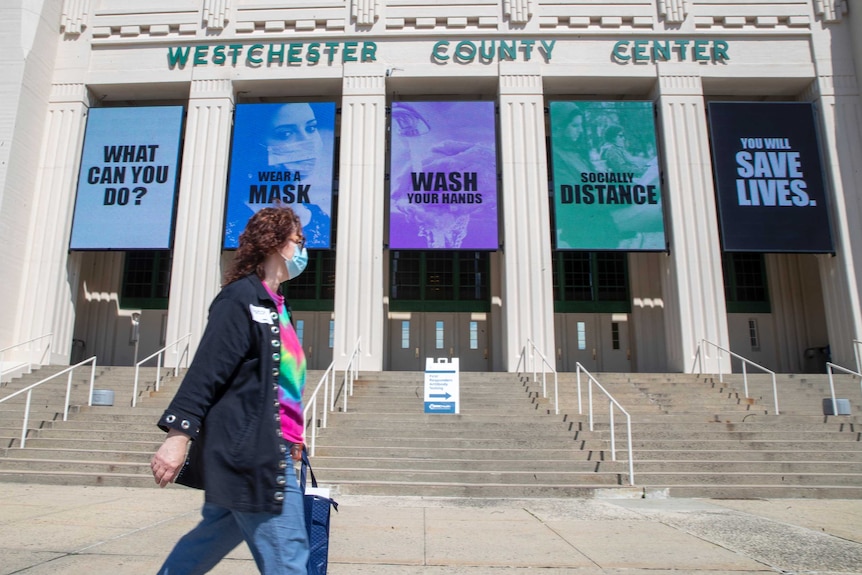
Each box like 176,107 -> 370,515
2,366 -> 861,498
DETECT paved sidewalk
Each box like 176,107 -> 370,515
1,482 -> 861,574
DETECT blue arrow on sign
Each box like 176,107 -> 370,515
429,392 -> 452,399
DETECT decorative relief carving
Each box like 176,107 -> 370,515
62,0 -> 90,35
344,72 -> 386,95
352,0 -> 380,26
189,78 -> 234,100
658,0 -> 689,25
499,71 -> 542,95
504,0 -> 533,25
814,0 -> 847,22
657,74 -> 703,97
50,82 -> 89,104
203,0 -> 231,31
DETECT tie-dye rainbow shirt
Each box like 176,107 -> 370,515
262,281 -> 306,444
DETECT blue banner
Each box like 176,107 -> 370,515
70,106 -> 184,250
225,102 -> 336,249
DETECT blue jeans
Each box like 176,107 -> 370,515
158,464 -> 309,575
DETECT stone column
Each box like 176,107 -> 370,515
164,78 -> 234,365
807,72 -> 862,366
653,72 -> 730,373
498,63 -> 555,371
14,83 -> 89,363
332,64 -> 387,371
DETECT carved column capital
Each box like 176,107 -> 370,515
62,0 -> 90,36
203,0 -> 231,31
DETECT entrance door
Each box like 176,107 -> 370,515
389,313 -> 423,371
599,314 -> 631,372
292,311 -> 334,370
555,314 -> 632,372
556,314 -> 599,372
458,313 -> 490,371
424,313 -> 456,362
389,312 -> 490,371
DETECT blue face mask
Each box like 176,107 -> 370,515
285,246 -> 308,280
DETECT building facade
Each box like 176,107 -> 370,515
0,0 -> 859,375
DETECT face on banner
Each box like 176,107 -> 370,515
550,101 -> 666,251
708,102 -> 833,253
225,102 -> 336,249
69,106 -> 184,250
389,101 -> 498,250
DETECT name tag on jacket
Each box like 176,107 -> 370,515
249,304 -> 273,324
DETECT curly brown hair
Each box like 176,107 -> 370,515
223,206 -> 302,286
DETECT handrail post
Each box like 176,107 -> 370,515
88,362 -> 95,407
625,413 -> 634,485
309,396 -> 318,456
64,370 -> 73,421
588,378 -> 594,431
742,362 -> 749,398
21,391 -> 32,448
771,372 -> 779,415
322,371 -> 329,428
576,366 -> 583,415
553,370 -> 559,415
133,364 -> 140,408
827,364 -> 838,416
608,401 -> 616,460
156,353 -> 164,392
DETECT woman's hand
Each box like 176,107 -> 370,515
151,429 -> 191,488
290,442 -> 304,461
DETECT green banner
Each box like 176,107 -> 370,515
550,101 -> 666,250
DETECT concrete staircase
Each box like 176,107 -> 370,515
0,365 -> 171,487
551,372 -> 862,499
0,366 -> 860,498
307,372 -> 631,498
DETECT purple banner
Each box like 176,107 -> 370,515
389,102 -> 498,249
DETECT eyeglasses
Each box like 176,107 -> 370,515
292,237 -> 306,251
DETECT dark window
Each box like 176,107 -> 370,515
390,251 -> 490,312
723,253 -> 770,313
121,251 -> 171,309
282,250 -> 336,311
553,251 -> 630,313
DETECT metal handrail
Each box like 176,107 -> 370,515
825,362 -> 862,416
303,337 -> 361,456
340,338 -> 362,413
575,362 -> 635,486
694,339 -> 779,415
853,339 -> 862,374
0,356 -> 97,448
0,333 -> 53,382
132,333 -> 192,407
517,338 -> 559,415
303,363 -> 336,457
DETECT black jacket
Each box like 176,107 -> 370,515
157,274 -> 295,514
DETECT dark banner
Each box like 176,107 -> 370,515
389,101 -> 498,249
70,106 -> 184,250
708,102 -> 833,252
225,102 -> 336,249
550,101 -> 666,251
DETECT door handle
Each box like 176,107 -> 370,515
415,347 -> 419,358
449,347 -> 454,356
592,348 -> 597,361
